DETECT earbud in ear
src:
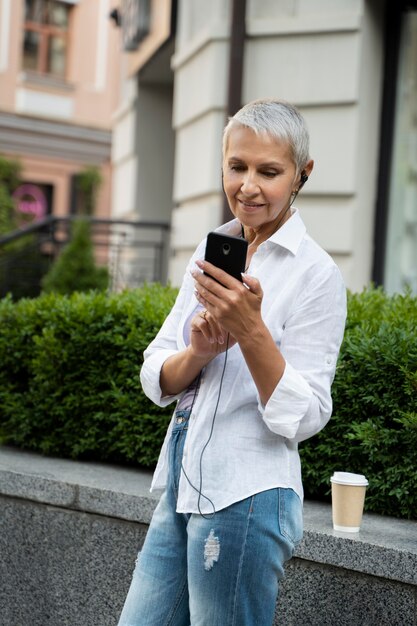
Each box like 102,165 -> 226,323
300,172 -> 308,186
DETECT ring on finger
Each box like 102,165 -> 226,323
201,310 -> 208,321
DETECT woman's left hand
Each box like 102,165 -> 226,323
192,259 -> 264,344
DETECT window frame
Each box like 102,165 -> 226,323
372,0 -> 417,286
22,1 -> 70,78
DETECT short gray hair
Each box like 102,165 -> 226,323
223,98 -> 311,173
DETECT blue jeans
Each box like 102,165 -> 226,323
117,409 -> 303,626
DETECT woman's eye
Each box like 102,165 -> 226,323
230,165 -> 245,172
262,171 -> 278,178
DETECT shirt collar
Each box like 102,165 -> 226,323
216,208 -> 307,256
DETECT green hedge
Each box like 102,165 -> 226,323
300,287 -> 417,519
0,285 -> 416,519
0,285 -> 177,467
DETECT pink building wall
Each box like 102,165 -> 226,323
0,0 -> 122,218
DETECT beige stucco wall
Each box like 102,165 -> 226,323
111,0 -> 175,224
126,0 -> 172,77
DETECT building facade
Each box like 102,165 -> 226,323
0,0 -> 121,221
112,0 -> 417,294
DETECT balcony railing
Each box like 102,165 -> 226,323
0,216 -> 170,299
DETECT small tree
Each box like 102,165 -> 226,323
75,166 -> 102,216
42,219 -> 108,294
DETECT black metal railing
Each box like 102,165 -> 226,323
0,216 -> 170,299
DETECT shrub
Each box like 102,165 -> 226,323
0,154 -> 21,195
41,219 -> 108,294
0,154 -> 21,236
0,284 -> 178,467
300,287 -> 417,519
0,156 -> 47,300
0,285 -> 416,519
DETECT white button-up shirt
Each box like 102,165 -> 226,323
140,209 -> 347,514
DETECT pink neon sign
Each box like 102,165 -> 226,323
13,184 -> 48,222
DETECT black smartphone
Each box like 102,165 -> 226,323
204,232 -> 248,283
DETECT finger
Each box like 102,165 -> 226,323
191,312 -> 214,343
194,289 -> 209,310
205,313 -> 227,345
194,259 -> 241,291
241,273 -> 263,297
193,310 -> 226,345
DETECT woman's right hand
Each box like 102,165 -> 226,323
160,310 -> 236,396
189,309 -> 236,359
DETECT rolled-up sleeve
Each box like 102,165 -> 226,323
139,246 -> 204,407
140,348 -> 182,407
260,263 -> 347,442
260,361 -> 313,438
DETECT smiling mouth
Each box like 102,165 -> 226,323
238,199 -> 265,209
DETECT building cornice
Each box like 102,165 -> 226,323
0,111 -> 111,164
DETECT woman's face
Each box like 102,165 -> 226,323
223,126 -> 299,233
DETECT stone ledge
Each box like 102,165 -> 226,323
0,446 -> 157,525
0,445 -> 416,588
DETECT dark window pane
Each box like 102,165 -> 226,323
23,30 -> 40,70
384,11 -> 417,293
25,0 -> 44,24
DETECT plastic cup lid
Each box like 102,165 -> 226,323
330,471 -> 369,486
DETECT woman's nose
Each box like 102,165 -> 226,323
240,173 -> 259,195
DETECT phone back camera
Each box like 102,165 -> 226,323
222,243 -> 231,255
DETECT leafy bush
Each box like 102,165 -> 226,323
42,219 -> 108,294
0,154 -> 21,195
0,284 -> 178,467
0,155 -> 47,300
300,287 -> 417,519
0,284 -> 416,519
0,154 -> 21,235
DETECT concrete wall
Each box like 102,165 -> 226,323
1,446 -> 416,626
110,0 -> 390,290
242,0 -> 385,291
166,0 -> 386,289
168,0 -> 231,284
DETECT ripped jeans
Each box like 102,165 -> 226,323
117,409 -> 303,626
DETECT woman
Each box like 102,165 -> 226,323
118,99 -> 346,626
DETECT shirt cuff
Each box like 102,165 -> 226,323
140,349 -> 183,407
260,361 -> 313,439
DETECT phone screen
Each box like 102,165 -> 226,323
204,232 -> 248,283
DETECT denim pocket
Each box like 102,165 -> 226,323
278,488 -> 304,548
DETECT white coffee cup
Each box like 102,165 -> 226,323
330,471 -> 369,532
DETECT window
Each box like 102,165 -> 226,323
373,0 -> 417,294
384,10 -> 417,293
22,0 -> 70,78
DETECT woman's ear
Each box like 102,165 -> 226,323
298,159 -> 314,189
303,159 -> 314,179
